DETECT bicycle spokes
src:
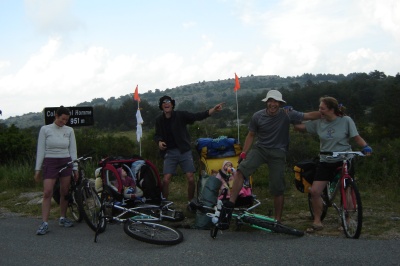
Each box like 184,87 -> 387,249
340,179 -> 362,239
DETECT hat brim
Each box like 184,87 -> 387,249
261,97 -> 286,103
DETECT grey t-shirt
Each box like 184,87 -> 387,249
304,116 -> 359,162
249,108 -> 304,151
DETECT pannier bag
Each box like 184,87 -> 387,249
293,160 -> 317,193
194,174 -> 222,229
196,136 -> 241,158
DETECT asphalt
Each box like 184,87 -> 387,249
0,216 -> 399,266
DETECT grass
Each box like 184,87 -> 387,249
1,165 -> 399,240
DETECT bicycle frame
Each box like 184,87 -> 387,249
313,151 -> 365,238
235,204 -> 276,233
104,200 -> 181,223
54,153 -> 93,220
201,197 -> 303,237
94,190 -> 184,244
324,151 -> 363,212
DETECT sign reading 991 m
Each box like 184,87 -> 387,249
44,106 -> 94,127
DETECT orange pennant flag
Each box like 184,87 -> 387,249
234,73 -> 240,92
134,85 -> 141,102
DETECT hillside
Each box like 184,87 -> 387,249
0,73 -> 349,129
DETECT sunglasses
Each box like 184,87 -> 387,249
162,100 -> 171,104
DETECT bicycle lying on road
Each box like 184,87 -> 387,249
308,151 -> 365,239
192,192 -> 304,239
77,156 -> 184,245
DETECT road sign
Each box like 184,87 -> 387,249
44,106 -> 94,127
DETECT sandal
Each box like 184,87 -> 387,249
306,224 -> 324,233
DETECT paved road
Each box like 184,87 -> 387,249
0,216 -> 399,266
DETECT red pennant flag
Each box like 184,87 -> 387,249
234,73 -> 240,92
134,85 -> 141,102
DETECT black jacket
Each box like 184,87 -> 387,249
154,110 -> 210,154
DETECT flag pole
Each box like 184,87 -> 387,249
138,101 -> 141,156
233,73 -> 241,144
134,85 -> 143,156
235,90 -> 240,144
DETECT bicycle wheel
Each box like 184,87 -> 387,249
308,187 -> 328,221
123,220 -> 183,245
69,190 -> 83,222
340,178 -> 362,239
210,225 -> 219,239
76,180 -> 106,233
242,216 -> 304,237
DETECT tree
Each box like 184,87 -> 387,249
371,84 -> 400,139
0,125 -> 35,163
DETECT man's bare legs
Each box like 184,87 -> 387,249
231,170 -> 284,222
162,172 -> 195,201
186,172 -> 195,201
274,195 -> 284,222
229,170 -> 245,204
162,173 -> 172,199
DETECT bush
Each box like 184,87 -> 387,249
0,125 -> 36,164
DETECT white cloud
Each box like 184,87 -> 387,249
24,0 -> 81,34
359,0 -> 400,40
1,0 -> 400,119
182,21 -> 197,29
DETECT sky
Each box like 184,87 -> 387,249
1,0 -> 399,119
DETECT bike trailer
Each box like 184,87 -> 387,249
293,159 -> 317,193
194,137 -> 253,229
98,156 -> 162,203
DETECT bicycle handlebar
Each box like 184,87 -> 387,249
320,151 -> 365,158
58,151 -> 95,173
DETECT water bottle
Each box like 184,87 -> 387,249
212,214 -> 219,224
330,173 -> 340,193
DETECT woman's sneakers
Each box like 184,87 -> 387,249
36,218 -> 73,235
59,217 -> 74,227
36,222 -> 49,235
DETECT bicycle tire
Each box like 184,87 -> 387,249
76,180 -> 106,233
123,220 -> 183,245
340,178 -> 362,239
242,216 -> 304,237
308,187 -> 328,221
210,225 -> 219,239
69,191 -> 83,222
53,179 -> 82,222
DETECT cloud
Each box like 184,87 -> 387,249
182,21 -> 197,29
1,0 -> 400,119
359,0 -> 400,40
238,0 -> 400,76
24,0 -> 82,34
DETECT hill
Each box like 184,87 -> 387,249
0,73 -> 350,129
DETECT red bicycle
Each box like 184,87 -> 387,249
308,151 -> 365,239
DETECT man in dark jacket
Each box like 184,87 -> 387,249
154,95 -> 223,207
